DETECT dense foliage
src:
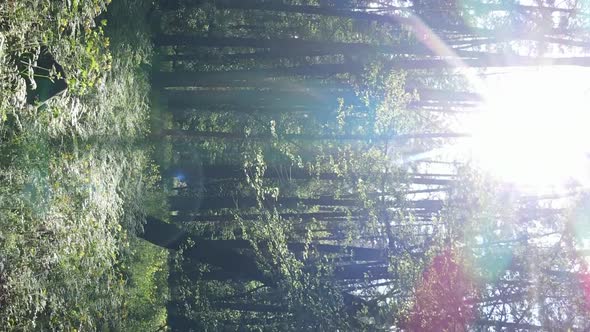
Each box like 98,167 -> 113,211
0,0 -> 167,329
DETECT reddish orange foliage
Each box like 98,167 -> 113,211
405,250 -> 477,331
578,264 -> 590,311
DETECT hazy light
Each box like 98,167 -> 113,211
465,67 -> 590,191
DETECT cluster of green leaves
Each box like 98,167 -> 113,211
0,0 -> 112,120
120,238 -> 169,331
0,0 -> 169,330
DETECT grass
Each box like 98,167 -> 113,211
0,0 -> 169,330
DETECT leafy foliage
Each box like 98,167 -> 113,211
0,0 -> 167,329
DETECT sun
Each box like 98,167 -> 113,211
464,67 -> 590,191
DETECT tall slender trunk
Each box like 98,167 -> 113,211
475,320 -> 543,330
160,129 -> 470,141
168,194 -> 443,213
168,195 -> 362,211
213,302 -> 288,313
171,211 -> 366,223
164,89 -> 360,110
155,35 -> 434,56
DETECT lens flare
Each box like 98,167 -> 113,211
466,67 -> 590,191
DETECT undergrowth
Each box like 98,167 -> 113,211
0,0 -> 168,330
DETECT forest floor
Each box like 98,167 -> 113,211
0,0 -> 169,329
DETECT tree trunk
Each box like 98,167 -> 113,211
171,210 -> 365,223
160,129 -> 470,142
214,0 -> 413,27
155,35 -> 433,57
213,302 -> 288,313
475,319 -> 543,330
164,89 -> 359,110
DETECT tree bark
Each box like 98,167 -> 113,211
165,88 -> 359,110
155,35 -> 433,56
160,129 -> 470,141
213,302 -> 288,313
171,210 -> 365,223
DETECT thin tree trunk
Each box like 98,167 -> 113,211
475,319 -> 543,330
160,129 -> 470,141
155,35 -> 434,56
171,211 -> 365,223
213,302 -> 288,313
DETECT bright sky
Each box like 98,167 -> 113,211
461,66 -> 590,193
384,0 -> 590,194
